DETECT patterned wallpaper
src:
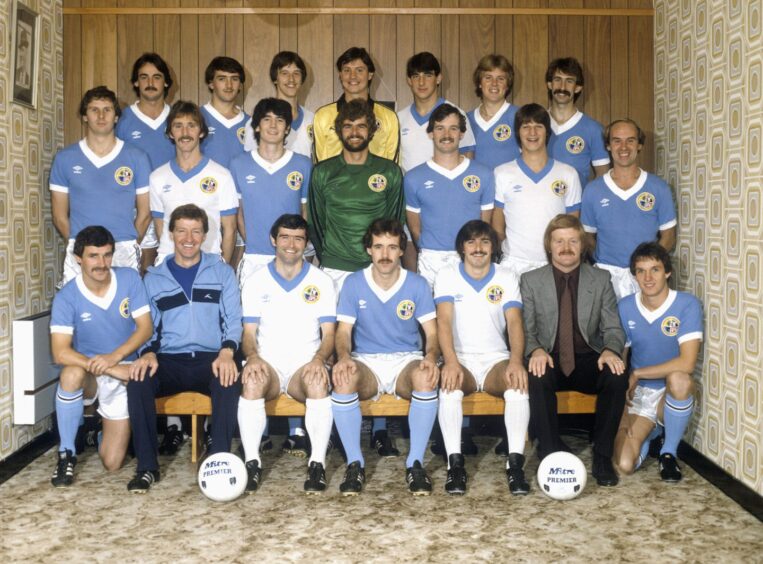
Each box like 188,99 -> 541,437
0,0 -> 63,460
655,0 -> 762,494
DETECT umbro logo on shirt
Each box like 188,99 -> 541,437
131,131 -> 142,140
454,293 -> 464,302
627,320 -> 636,329
512,184 -> 523,193
424,181 -> 434,190
600,198 -> 610,207
246,175 -> 256,184
72,166 -> 83,174
80,312 -> 92,322
162,184 -> 172,193
208,127 -> 216,134
359,299 -> 367,309
401,127 -> 410,136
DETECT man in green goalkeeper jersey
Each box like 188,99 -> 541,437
308,99 -> 405,292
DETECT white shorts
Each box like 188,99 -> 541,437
237,253 -> 274,286
627,384 -> 666,425
93,375 -> 129,420
61,239 -> 140,287
321,267 -> 353,294
263,351 -> 316,397
458,351 -> 510,390
500,256 -> 547,278
141,223 -> 158,250
596,263 -> 638,301
354,351 -> 423,400
418,249 -> 460,289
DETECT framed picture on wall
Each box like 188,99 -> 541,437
11,1 -> 40,108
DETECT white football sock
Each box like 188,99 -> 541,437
504,389 -> 530,455
237,397 -> 266,464
305,397 -> 333,466
438,389 -> 464,466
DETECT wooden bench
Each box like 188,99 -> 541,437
156,391 -> 597,462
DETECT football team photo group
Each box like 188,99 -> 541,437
48,44 -> 702,500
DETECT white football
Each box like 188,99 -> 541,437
198,452 -> 247,502
536,451 -> 587,500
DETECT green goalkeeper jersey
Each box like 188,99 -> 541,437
308,153 -> 405,271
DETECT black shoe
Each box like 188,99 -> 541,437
659,453 -> 682,483
158,424 -> 185,455
430,435 -> 446,457
461,431 -> 478,456
494,437 -> 508,458
260,435 -> 273,452
592,453 -> 619,487
74,415 -> 100,455
304,461 -> 327,494
51,449 -> 76,488
339,461 -> 365,496
406,460 -> 432,496
282,434 -> 310,458
127,469 -> 160,493
506,453 -> 530,495
444,453 -> 467,495
371,430 -> 400,458
245,460 -> 262,493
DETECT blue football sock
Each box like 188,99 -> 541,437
406,390 -> 438,468
635,425 -> 662,470
462,416 -> 471,429
288,417 -> 304,436
661,394 -> 694,456
372,417 -> 387,433
332,392 -> 364,467
56,385 -> 84,454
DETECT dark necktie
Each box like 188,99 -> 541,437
559,273 -> 575,376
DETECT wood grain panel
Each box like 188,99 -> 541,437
81,1 -> 118,91
512,0 -> 548,106
197,1 -> 226,104
548,1 -> 585,95
609,0 -> 629,123
584,0 -> 610,126
368,0 -> 398,105
440,0 -> 459,104
64,2 -> 83,144
395,0 -> 415,109
242,1 -> 280,113
278,0 -> 299,53
494,0 -> 514,104
225,0 -> 244,66
117,0 -> 153,107
333,0 -> 371,100
179,1 -> 199,102
628,0 -> 653,172
153,0 -> 181,103
298,0 -> 334,109
459,0 -> 495,110
413,0 -> 441,59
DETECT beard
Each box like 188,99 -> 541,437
341,135 -> 371,153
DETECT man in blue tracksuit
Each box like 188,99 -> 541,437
126,203 -> 242,493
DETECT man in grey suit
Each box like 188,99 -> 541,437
520,214 -> 627,486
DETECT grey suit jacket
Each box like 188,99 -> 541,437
519,263 -> 625,359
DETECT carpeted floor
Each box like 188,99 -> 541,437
1,433 -> 762,563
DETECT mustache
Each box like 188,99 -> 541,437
440,137 -> 455,143
144,86 -> 158,91
178,136 -> 194,142
553,89 -> 572,96
378,259 -> 393,264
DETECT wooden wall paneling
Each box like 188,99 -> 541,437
152,0 -> 181,104
368,0 -> 398,105
333,0 -> 371,101
224,1 -> 245,110
279,0 -> 299,53
548,0 -> 585,107
242,1 -> 281,114
179,1 -> 199,102
197,1 -> 227,104
512,0 -> 549,106
439,0 -> 460,106
395,0 -> 415,109
459,0 -> 495,111
63,2 -> 83,144
116,0 -> 153,108
609,1 -> 629,124
80,0 -> 118,92
584,0 -> 611,127
494,0 -> 514,104
628,0 -> 653,172
298,0 -> 334,109
413,0 -> 441,61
